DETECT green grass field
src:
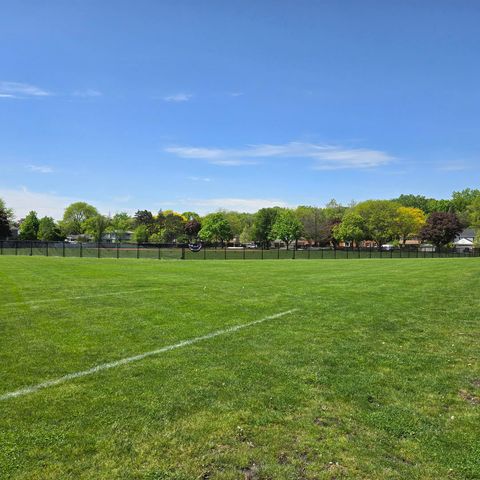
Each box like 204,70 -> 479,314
1,257 -> 479,479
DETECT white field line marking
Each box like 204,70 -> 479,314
2,287 -> 165,308
0,309 -> 298,401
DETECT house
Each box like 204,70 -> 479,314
102,231 -> 134,243
454,228 -> 476,252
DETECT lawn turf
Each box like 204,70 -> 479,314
0,257 -> 479,479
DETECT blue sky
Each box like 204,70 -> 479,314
1,0 -> 479,219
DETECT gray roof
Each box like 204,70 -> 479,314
457,228 -> 475,239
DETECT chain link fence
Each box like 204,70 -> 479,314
0,240 -> 478,260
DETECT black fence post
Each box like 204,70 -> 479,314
181,246 -> 185,260
203,246 -> 206,260
158,245 -> 161,260
292,246 -> 296,260
334,246 -> 336,259
261,246 -> 264,260
308,247 -> 311,260
243,245 -> 246,260
369,245 -> 372,258
346,246 -> 349,259
80,242 -> 83,258
0,240 -> 3,255
137,243 -> 140,259
30,241 -> 33,256
277,245 -> 280,259
117,242 -> 120,259
15,241 -> 18,256
46,241 -> 49,257
321,248 -> 324,259
63,241 -> 66,257
224,245 -> 227,260
97,242 -> 100,258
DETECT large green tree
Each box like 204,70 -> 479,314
354,200 -> 399,248
0,207 -> 11,239
468,196 -> 480,229
83,215 -> 110,242
162,211 -> 187,243
451,188 -> 480,213
295,206 -> 323,245
332,212 -> 366,246
271,209 -> 303,249
18,211 -> 40,240
393,194 -> 432,213
134,210 -> 155,234
38,217 -> 63,241
107,212 -> 132,242
252,207 -> 281,247
394,207 -> 426,244
199,212 -> 232,245
0,198 -> 14,221
60,202 -> 98,235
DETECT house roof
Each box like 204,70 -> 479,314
455,238 -> 474,246
457,228 -> 475,239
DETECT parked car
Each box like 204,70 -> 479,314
382,244 -> 395,251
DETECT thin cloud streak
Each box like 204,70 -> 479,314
163,93 -> 193,102
165,142 -> 393,169
26,164 -> 54,174
0,81 -> 51,98
73,89 -> 102,97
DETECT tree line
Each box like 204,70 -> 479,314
1,189 -> 479,248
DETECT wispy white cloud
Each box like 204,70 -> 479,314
0,187 -> 136,220
188,176 -> 212,182
437,160 -> 471,172
165,142 -> 393,169
163,93 -> 193,102
0,81 -> 51,98
0,187 -> 74,219
73,89 -> 102,98
26,164 -> 54,174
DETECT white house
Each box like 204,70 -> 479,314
454,228 -> 476,252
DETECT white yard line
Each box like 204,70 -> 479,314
0,309 -> 298,401
2,287 -> 165,308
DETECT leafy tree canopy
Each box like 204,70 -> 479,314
199,212 -> 232,244
394,207 -> 426,243
252,207 -> 281,246
61,202 -> 98,235
18,211 -> 40,240
83,215 -> 110,242
332,212 -> 366,244
354,200 -> 399,247
271,209 -> 303,249
38,217 -> 63,241
420,212 -> 463,247
451,188 -> 480,213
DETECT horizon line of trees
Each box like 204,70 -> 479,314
1,189 -> 479,249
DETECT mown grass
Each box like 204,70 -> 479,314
0,257 -> 479,479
